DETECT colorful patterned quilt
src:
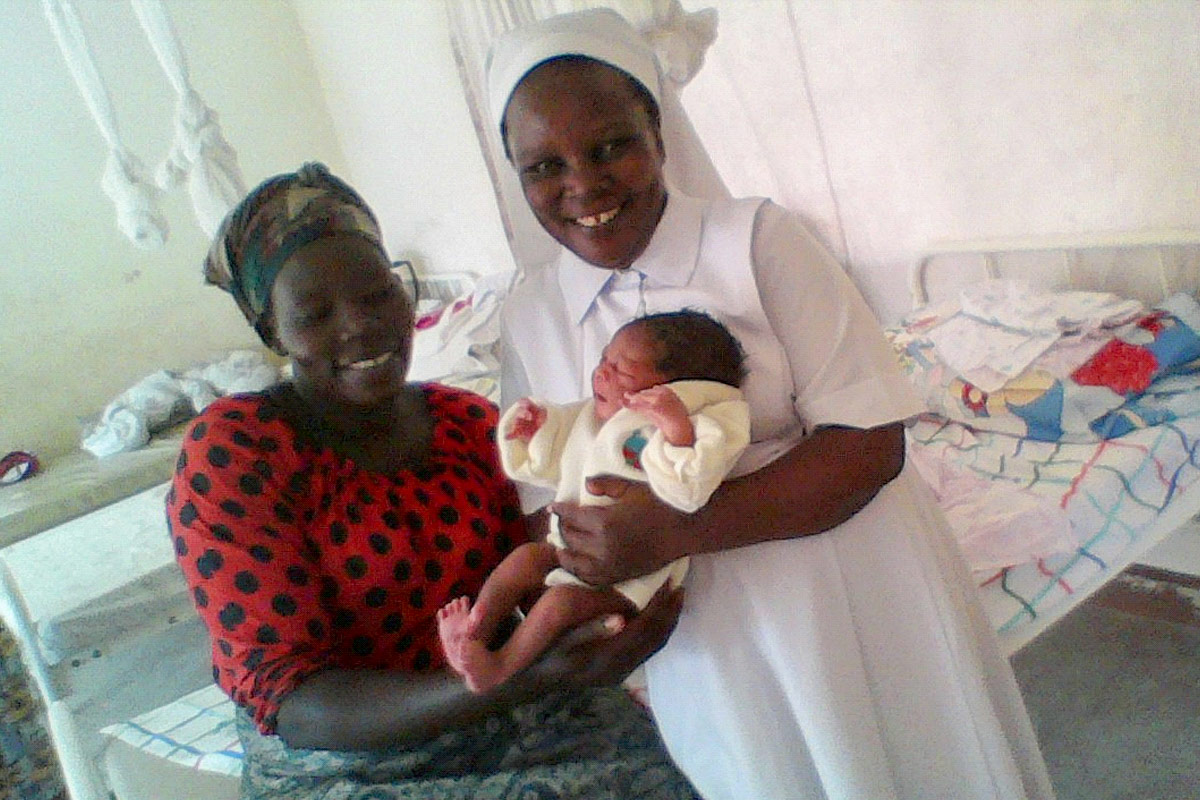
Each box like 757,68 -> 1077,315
893,287 -> 1200,650
908,411 -> 1200,651
890,292 -> 1200,443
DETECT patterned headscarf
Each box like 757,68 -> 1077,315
204,162 -> 384,352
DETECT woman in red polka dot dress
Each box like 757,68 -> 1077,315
169,164 -> 698,799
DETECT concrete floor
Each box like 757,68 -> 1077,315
1012,569 -> 1200,800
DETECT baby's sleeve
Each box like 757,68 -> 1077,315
498,400 -> 582,488
639,397 -> 752,513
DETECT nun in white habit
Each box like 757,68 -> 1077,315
487,9 -> 1056,800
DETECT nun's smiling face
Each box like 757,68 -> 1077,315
503,58 -> 667,271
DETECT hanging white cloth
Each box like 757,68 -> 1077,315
43,0 -> 244,247
131,0 -> 245,239
445,0 -> 728,275
43,0 -> 169,249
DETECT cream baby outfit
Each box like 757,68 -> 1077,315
499,379 -> 749,609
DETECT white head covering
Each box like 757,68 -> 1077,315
486,8 -> 663,131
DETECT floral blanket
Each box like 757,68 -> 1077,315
889,291 -> 1200,442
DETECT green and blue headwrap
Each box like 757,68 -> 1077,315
204,163 -> 384,352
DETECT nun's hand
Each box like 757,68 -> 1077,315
551,474 -> 689,586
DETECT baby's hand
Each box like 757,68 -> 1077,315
506,398 -> 547,442
624,385 -> 684,421
624,386 -> 695,446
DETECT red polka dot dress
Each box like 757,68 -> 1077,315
167,384 -> 526,733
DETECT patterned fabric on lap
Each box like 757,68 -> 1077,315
236,687 -> 699,800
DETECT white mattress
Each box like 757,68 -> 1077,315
0,427 -> 183,548
0,481 -> 188,666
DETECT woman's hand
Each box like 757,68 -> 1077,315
552,475 -> 687,585
521,583 -> 684,691
277,583 -> 683,752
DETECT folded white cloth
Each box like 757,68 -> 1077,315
960,280 -> 1142,335
82,406 -> 152,458
927,281 -> 1144,392
926,316 -> 1059,393
183,349 -> 279,398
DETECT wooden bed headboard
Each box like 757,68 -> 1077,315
910,229 -> 1200,309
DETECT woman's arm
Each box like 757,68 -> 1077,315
275,665 -> 526,750
554,422 -> 904,586
275,582 -> 685,750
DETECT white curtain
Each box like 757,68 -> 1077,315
43,0 -> 245,248
445,0 -> 732,275
44,0 -> 169,249
673,1 -> 848,264
130,0 -> 245,240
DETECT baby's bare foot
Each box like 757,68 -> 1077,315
436,597 -> 473,675
438,597 -> 507,692
459,641 -> 503,694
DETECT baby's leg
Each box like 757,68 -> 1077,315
469,541 -> 559,644
437,541 -> 557,677
458,584 -> 636,693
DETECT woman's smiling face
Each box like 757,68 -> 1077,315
268,234 -> 414,411
503,58 -> 667,270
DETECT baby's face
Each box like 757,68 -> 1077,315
591,325 -> 668,422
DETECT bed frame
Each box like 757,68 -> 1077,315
910,229 -> 1200,308
908,228 -> 1200,653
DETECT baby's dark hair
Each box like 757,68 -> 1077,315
623,310 -> 747,388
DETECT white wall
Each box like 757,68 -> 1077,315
0,0 -> 347,459
6,0 -> 1198,460
293,0 -> 1199,324
681,0 -> 1200,321
292,0 -> 516,280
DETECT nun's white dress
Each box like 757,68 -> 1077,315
500,190 -> 1055,800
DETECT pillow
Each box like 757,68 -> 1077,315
409,289 -> 503,403
889,292 -> 1200,442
